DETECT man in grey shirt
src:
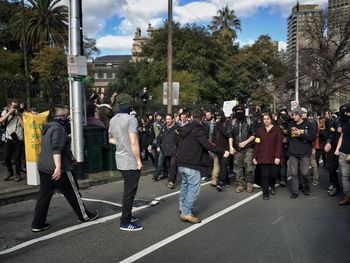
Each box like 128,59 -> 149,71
109,93 -> 143,231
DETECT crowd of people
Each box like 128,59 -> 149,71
1,93 -> 350,230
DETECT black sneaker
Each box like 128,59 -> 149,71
78,211 -> 99,223
3,173 -> 14,181
120,223 -> 143,231
131,216 -> 138,223
32,223 -> 52,232
303,184 -> 310,196
270,186 -> 276,195
152,175 -> 159,181
290,193 -> 299,199
216,181 -> 224,192
328,187 -> 338,197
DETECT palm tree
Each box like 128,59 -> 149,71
210,5 -> 241,48
11,0 -> 68,51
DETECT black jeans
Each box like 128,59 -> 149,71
164,156 -> 177,183
327,150 -> 340,188
260,164 -> 278,196
120,170 -> 141,225
32,170 -> 93,228
4,139 -> 23,175
218,155 -> 230,184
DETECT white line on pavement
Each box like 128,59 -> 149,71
119,191 -> 263,263
81,198 -> 123,207
0,180 -> 211,256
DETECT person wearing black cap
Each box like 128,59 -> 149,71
335,104 -> 350,206
288,107 -> 316,199
109,94 -> 143,231
229,105 -> 256,193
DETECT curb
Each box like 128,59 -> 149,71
0,168 -> 154,207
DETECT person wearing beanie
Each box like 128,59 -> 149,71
109,94 -> 143,231
288,107 -> 316,199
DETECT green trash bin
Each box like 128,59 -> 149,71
103,144 -> 116,171
83,126 -> 103,173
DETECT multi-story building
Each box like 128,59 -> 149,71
92,55 -> 132,93
329,0 -> 350,25
131,24 -> 157,62
287,4 -> 323,67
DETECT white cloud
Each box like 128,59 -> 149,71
96,35 -> 134,50
278,41 -> 287,51
174,2 -> 217,24
210,0 -> 328,17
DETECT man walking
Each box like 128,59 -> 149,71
31,105 -> 98,232
109,94 -> 143,231
288,107 -> 316,199
176,109 -> 229,223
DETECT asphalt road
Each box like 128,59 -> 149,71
0,167 -> 349,263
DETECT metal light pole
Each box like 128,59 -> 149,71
21,0 -> 30,108
295,1 -> 300,102
167,0 -> 173,114
69,0 -> 85,178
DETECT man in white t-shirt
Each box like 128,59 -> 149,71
0,99 -> 24,182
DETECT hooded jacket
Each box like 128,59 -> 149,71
38,121 -> 74,174
176,121 -> 225,171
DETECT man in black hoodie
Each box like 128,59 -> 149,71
31,105 -> 98,232
176,109 -> 229,224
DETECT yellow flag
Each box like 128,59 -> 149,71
23,111 -> 49,162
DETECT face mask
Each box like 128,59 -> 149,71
236,111 -> 245,120
279,114 -> 289,123
54,115 -> 70,126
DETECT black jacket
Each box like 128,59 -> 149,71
157,122 -> 178,156
288,119 -> 316,157
176,121 -> 224,172
38,122 -> 74,174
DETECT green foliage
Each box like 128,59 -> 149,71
30,46 -> 67,80
0,0 -> 20,51
0,49 -> 23,75
10,0 -> 68,52
114,10 -> 286,109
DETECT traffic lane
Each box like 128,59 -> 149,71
0,179 -> 263,262
137,184 -> 350,263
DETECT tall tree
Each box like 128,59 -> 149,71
210,5 -> 241,49
299,11 -> 350,112
11,0 -> 68,51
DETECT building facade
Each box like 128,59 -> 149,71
92,55 -> 132,93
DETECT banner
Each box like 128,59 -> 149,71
23,111 -> 49,185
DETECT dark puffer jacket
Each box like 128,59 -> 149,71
157,122 -> 178,156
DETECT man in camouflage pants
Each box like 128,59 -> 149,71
229,105 -> 256,193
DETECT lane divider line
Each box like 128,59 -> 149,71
119,191 -> 262,263
0,180 -> 212,256
81,198 -> 123,207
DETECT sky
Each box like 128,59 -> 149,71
61,0 -> 328,56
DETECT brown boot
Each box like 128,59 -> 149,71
235,185 -> 244,193
247,183 -> 254,193
15,174 -> 22,182
180,215 -> 201,224
339,195 -> 350,206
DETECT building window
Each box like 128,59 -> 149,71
112,73 -> 115,79
94,73 -> 98,79
103,73 -> 107,79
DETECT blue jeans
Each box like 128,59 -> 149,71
178,167 -> 201,216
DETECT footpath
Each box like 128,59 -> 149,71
0,160 -> 155,206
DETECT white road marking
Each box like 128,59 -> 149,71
119,191 -> 263,263
272,216 -> 284,225
0,180 -> 211,255
81,198 -> 123,207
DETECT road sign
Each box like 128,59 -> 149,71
67,55 -> 87,76
163,82 -> 180,105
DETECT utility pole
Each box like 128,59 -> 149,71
21,0 -> 30,108
295,0 -> 300,102
68,0 -> 85,179
167,0 -> 173,114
